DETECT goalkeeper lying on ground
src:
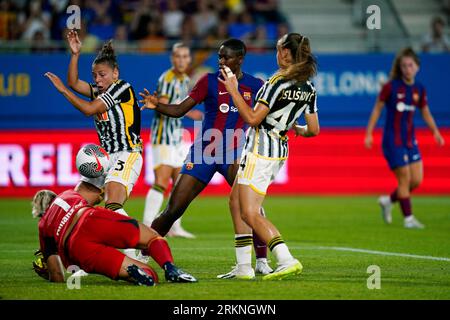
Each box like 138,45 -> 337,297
31,180 -> 197,286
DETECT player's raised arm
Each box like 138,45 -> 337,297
66,30 -> 91,97
139,88 -> 196,118
45,72 -> 107,116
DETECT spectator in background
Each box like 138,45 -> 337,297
179,14 -> 199,49
249,0 -> 285,24
421,16 -> 450,53
193,0 -> 218,38
139,18 -> 166,53
129,0 -> 155,40
30,29 -> 53,52
228,11 -> 255,40
88,4 -> 116,41
162,0 -> 184,40
247,25 -> 268,53
19,0 -> 51,41
0,0 -> 19,40
114,24 -> 135,53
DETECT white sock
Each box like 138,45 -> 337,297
170,218 -> 182,232
272,243 -> 294,264
143,188 -> 164,226
235,234 -> 252,266
114,208 -> 128,216
124,248 -> 137,259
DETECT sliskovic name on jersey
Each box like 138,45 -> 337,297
279,89 -> 315,102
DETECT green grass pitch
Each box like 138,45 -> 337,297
0,196 -> 449,300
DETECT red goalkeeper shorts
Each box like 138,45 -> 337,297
66,207 -> 140,279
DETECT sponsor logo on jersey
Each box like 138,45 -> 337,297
396,102 -> 415,112
219,103 -> 229,113
219,103 -> 238,113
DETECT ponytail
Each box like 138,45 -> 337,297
93,40 -> 119,70
278,33 -> 317,83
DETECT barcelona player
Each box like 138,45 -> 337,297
365,47 -> 445,228
219,33 -> 319,280
31,181 -> 197,285
140,39 -> 273,278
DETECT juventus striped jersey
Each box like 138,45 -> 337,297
90,79 -> 142,154
151,69 -> 190,145
244,74 -> 318,159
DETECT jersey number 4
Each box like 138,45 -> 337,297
265,102 -> 307,130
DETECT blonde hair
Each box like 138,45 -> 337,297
31,190 -> 57,218
389,47 -> 420,80
278,33 -> 317,83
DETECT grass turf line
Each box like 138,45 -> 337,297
0,196 -> 449,300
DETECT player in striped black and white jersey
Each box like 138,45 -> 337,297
243,76 -> 317,159
144,43 -> 203,238
140,39 -> 273,278
219,33 -> 320,280
45,31 -> 143,260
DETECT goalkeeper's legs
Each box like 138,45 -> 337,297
136,223 -> 197,283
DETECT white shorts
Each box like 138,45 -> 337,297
237,152 -> 285,195
81,151 -> 143,196
152,143 -> 188,169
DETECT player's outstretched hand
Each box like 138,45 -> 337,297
67,29 -> 82,55
434,131 -> 445,147
218,66 -> 238,93
293,123 -> 307,137
139,88 -> 158,110
44,72 -> 67,94
364,134 -> 373,149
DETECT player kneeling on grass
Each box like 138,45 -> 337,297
31,181 -> 196,286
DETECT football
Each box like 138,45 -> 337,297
76,144 -> 110,178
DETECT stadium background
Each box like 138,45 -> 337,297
0,0 -> 449,197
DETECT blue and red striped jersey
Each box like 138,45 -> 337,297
379,78 -> 428,148
188,71 -> 264,162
